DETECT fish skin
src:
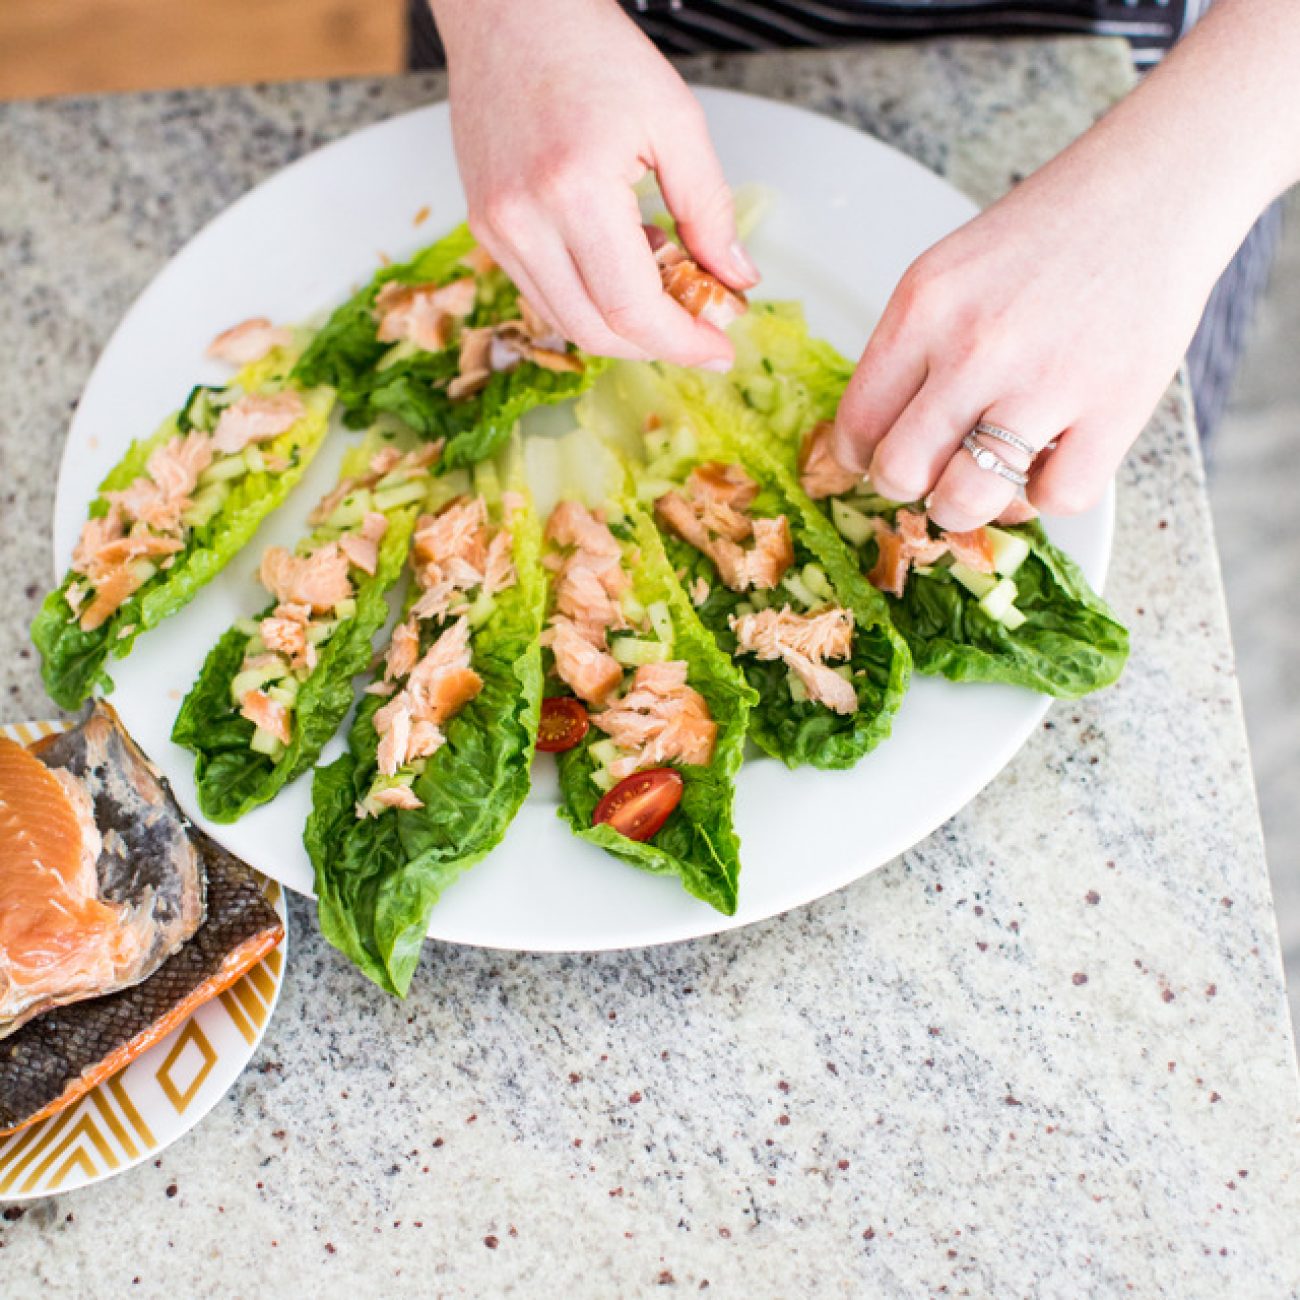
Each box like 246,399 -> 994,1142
0,826 -> 281,1135
4,703 -> 206,1037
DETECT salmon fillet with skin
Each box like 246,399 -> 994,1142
0,825 -> 281,1137
1,704 -> 205,1040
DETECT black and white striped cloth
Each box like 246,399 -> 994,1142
409,0 -> 1278,439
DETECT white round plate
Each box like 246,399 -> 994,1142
0,720 -> 287,1199
53,89 -> 1113,953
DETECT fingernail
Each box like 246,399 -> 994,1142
701,358 -> 732,374
730,240 -> 759,285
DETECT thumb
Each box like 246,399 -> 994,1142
653,107 -> 759,292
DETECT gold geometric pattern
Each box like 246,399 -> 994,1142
0,717 -> 287,1201
156,1020 -> 218,1114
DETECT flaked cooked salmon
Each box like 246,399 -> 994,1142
339,510 -> 390,577
644,225 -> 747,330
593,660 -> 717,779
207,317 -> 294,366
730,605 -> 858,715
798,421 -> 861,500
655,467 -> 793,593
308,441 -> 442,526
0,703 -> 205,1040
259,542 -> 353,612
865,510 -> 997,598
258,604 -> 315,673
544,615 -> 624,706
373,617 -> 483,777
375,277 -> 476,352
210,390 -> 305,456
239,688 -> 292,746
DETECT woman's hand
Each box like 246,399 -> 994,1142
832,0 -> 1300,529
432,0 -> 757,367
830,157 -> 1219,528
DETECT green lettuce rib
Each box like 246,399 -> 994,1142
578,363 -> 910,769
554,507 -> 755,916
723,304 -> 1129,697
293,224 -> 601,470
305,482 -> 546,995
172,470 -> 418,822
32,349 -> 334,710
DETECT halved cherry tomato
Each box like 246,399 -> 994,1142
592,767 -> 683,842
538,696 -> 589,753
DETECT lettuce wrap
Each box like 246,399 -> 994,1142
172,429 -> 436,822
33,345 -> 334,710
577,364 -> 910,768
722,304 -> 1129,698
304,456 -> 546,995
293,224 -> 600,470
546,502 -> 755,916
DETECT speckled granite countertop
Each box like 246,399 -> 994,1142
2,36 -> 1298,1299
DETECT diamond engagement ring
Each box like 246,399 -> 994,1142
962,432 -> 1029,486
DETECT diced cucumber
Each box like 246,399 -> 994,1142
786,669 -> 809,703
951,562 -> 998,599
635,476 -> 678,505
243,446 -> 266,475
749,589 -> 771,612
359,771 -> 418,815
180,482 -> 229,529
249,727 -> 286,760
231,661 -> 290,704
801,563 -> 834,603
1000,604 -> 1028,631
306,620 -> 336,645
732,601 -> 755,619
644,429 -> 670,461
472,460 -> 502,506
741,374 -> 777,413
267,680 -> 299,707
986,526 -> 1031,578
589,768 -> 618,794
180,384 -> 234,433
327,487 -> 374,530
646,601 -> 674,647
588,739 -> 625,768
781,572 -> 818,610
129,559 -> 158,585
376,339 -> 420,372
466,589 -> 497,629
978,577 -> 1019,622
768,399 -> 802,442
612,636 -> 670,667
830,498 -> 875,549
621,592 -> 646,624
670,423 -> 697,463
373,481 -> 429,512
333,597 -> 358,620
199,454 -> 250,486
424,469 -> 472,514
233,617 -> 262,638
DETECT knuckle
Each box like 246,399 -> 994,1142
1033,475 -> 1094,516
480,188 -> 531,240
869,443 -> 926,502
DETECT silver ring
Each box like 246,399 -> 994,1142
973,421 -> 1036,458
962,433 -> 1029,486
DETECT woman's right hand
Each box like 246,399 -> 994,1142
432,0 -> 758,368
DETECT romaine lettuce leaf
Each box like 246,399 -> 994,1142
172,485 -> 418,822
32,351 -> 334,710
577,363 -> 910,768
554,507 -> 755,915
293,224 -> 599,469
722,304 -> 1129,697
305,484 -> 546,995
